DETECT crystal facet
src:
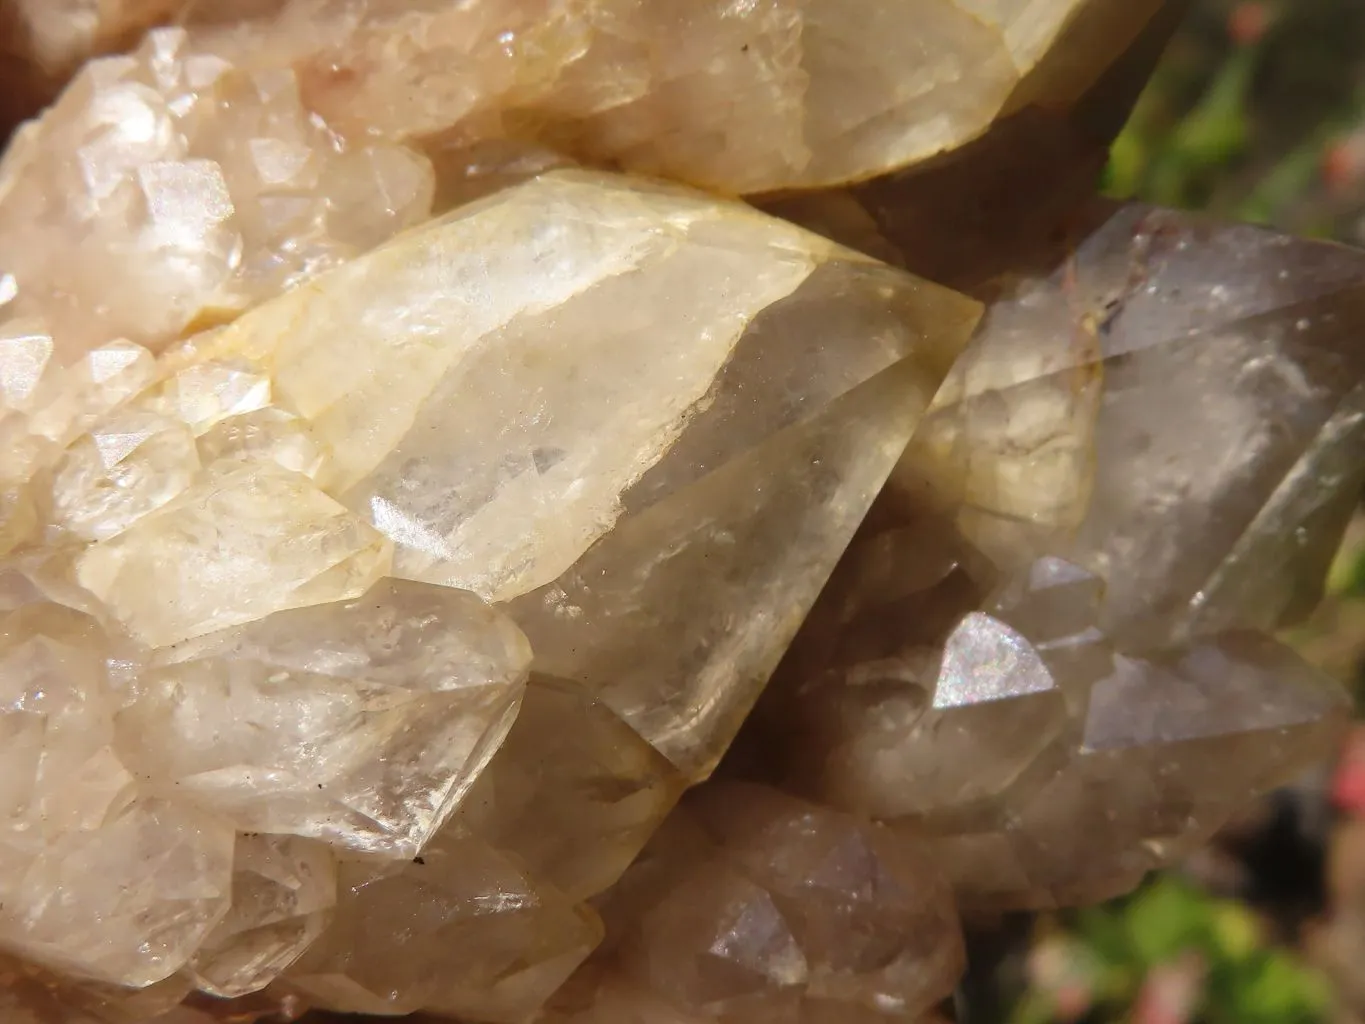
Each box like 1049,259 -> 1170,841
0,1 -> 1355,1019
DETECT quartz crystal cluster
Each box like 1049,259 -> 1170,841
0,0 -> 1358,1022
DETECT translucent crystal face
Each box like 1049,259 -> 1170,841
2,0 -> 1097,196
0,163 -> 975,1016
0,1 -> 1358,1022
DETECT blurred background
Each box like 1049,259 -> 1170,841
977,3 -> 1365,1020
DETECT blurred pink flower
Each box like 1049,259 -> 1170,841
1027,937 -> 1096,1022
1331,726 -> 1365,815
1132,952 -> 1207,1024
1228,2 -> 1272,46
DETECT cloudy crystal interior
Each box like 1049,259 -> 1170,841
0,1 -> 1358,1022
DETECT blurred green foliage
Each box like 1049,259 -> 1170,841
1012,878 -> 1333,1024
1335,538 -> 1365,600
1104,0 -> 1365,237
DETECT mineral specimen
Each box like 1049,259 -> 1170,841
0,0 -> 1105,194
897,201 -> 1365,644
0,159 -> 973,1012
740,200 -> 1365,912
748,546 -> 1349,912
544,783 -> 964,1024
0,0 -> 1358,1021
1,0 -> 1187,390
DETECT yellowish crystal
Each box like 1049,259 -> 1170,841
118,578 -> 531,857
286,828 -> 602,1021
188,834 -> 336,999
0,2 -> 1357,1022
73,461 -> 393,647
0,158 -> 972,1010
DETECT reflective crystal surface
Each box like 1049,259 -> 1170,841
0,0 -> 1357,1020
896,202 -> 1365,645
120,578 -> 532,857
747,536 -> 1350,912
286,828 -> 602,1021
543,783 -> 963,1024
0,154 -> 970,1010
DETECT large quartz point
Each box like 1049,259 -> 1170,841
505,350 -> 943,777
0,0 -> 1104,204
897,202 -> 1365,646
745,533 -> 1351,912
0,159 -> 973,1013
176,168 -> 975,777
0,0 -> 1140,370
722,198 -> 1362,918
